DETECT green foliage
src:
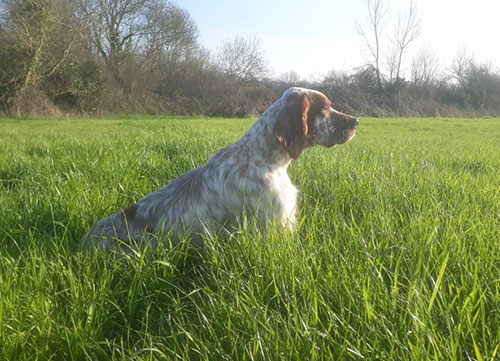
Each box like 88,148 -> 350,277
47,60 -> 105,113
0,28 -> 25,107
1,117 -> 499,360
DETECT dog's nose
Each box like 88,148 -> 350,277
350,118 -> 359,128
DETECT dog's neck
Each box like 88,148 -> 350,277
239,102 -> 293,169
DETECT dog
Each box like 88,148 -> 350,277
82,87 -> 358,251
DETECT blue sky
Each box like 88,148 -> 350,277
176,0 -> 500,79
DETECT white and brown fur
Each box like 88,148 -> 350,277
82,87 -> 359,251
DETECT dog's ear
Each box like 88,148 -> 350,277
274,92 -> 310,159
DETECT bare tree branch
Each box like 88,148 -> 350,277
388,0 -> 421,81
411,45 -> 439,85
356,0 -> 388,91
76,0 -> 197,87
216,36 -> 268,82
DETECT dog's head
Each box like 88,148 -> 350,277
274,87 -> 358,159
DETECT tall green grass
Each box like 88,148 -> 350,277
1,116 -> 499,360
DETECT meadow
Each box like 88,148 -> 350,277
0,116 -> 499,360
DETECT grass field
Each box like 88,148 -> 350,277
0,116 -> 499,360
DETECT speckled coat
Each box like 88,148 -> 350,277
82,87 -> 359,251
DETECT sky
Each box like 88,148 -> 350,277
175,0 -> 500,79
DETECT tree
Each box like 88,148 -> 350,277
357,0 -> 421,93
411,46 -> 439,85
278,71 -> 301,86
0,0 -> 87,116
386,0 -> 421,83
356,0 -> 388,92
449,49 -> 500,110
216,36 -> 268,82
76,0 -> 197,88
142,1 -> 198,64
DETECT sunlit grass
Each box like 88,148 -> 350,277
1,116 -> 499,360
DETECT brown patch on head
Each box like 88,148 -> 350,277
274,90 -> 331,159
306,92 -> 331,122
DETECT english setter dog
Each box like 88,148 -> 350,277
82,87 -> 358,251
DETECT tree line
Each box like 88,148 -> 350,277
1,0 -> 499,118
